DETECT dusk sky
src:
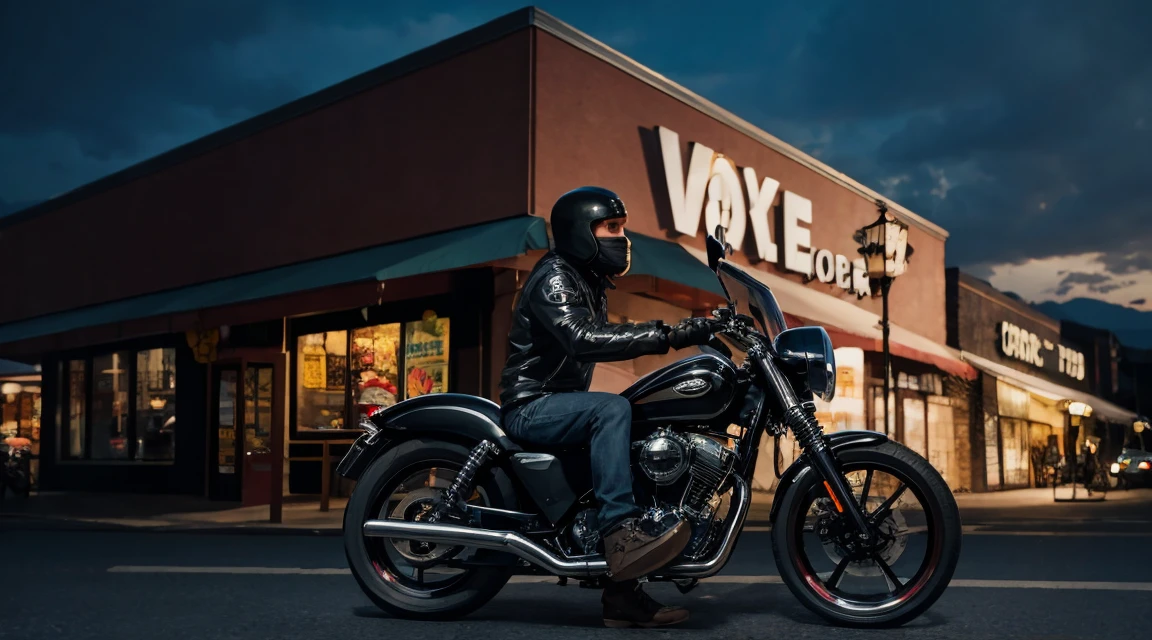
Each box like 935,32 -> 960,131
2,1 -> 1150,309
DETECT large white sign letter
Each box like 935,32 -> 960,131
783,191 -> 813,276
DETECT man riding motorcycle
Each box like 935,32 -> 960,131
499,186 -> 715,628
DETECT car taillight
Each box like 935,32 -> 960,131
1139,461 -> 1151,471
364,405 -> 387,418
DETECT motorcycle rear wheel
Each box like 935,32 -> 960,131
770,440 -> 961,628
344,438 -> 519,620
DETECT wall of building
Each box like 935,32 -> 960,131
531,30 -> 949,344
0,31 -> 535,325
950,270 -> 1090,392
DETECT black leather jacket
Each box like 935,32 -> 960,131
499,251 -> 671,409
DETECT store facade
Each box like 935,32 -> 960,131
0,7 -> 974,505
947,269 -> 1137,491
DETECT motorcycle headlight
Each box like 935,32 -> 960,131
772,326 -> 837,402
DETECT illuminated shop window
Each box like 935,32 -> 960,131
296,331 -> 349,432
293,312 -> 451,434
135,348 -> 177,461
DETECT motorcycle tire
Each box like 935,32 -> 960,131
771,440 -> 962,628
344,438 -> 519,620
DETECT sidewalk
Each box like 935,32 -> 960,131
3,487 -> 1151,535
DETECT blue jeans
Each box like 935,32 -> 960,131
503,392 -> 642,536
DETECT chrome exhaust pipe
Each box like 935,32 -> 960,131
363,518 -> 608,577
362,475 -> 750,579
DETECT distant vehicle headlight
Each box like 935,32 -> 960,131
1111,463 -> 1121,474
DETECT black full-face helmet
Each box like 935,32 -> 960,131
550,186 -> 627,265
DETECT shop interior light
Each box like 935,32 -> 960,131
149,397 -> 167,410
0,382 -> 22,395
1067,401 -> 1090,417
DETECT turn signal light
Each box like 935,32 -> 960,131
1138,461 -> 1151,471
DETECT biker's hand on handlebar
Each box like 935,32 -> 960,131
667,317 -> 718,350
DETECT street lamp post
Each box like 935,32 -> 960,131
855,202 -> 914,437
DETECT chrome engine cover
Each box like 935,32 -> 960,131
638,431 -> 692,485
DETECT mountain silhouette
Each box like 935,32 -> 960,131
1033,298 -> 1152,349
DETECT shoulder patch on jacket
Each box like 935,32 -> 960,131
542,273 -> 578,305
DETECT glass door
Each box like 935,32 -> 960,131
241,364 -> 275,507
209,359 -> 282,504
209,364 -> 242,501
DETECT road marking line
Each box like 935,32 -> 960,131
108,566 -> 350,575
744,525 -> 1152,537
105,567 -> 1152,591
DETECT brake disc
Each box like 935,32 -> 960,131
820,504 -> 909,578
383,487 -> 461,566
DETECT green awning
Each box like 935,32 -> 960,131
628,232 -> 726,297
0,216 -> 549,345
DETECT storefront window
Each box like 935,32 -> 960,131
296,331 -> 348,432
58,345 -> 180,463
1001,417 -> 1031,487
90,352 -> 131,459
984,413 -> 1001,489
293,312 -> 451,436
350,323 -> 402,426
814,347 -> 865,432
1,384 -> 41,487
927,397 -> 956,487
404,315 -> 450,399
67,360 -> 86,458
903,396 -> 927,458
135,348 -> 176,461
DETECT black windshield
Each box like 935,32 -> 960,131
716,261 -> 788,340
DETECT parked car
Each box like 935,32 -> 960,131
1111,448 -> 1152,488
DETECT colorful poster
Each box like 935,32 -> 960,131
404,314 -> 450,398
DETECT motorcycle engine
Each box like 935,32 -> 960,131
562,429 -> 736,561
637,429 -> 736,560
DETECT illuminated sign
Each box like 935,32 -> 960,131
657,126 -> 872,297
999,321 -> 1085,381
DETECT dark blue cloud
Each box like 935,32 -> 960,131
1,0 -> 1150,285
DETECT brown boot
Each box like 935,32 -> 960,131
603,517 -> 692,582
602,580 -> 690,628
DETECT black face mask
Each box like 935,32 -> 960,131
591,236 -> 631,276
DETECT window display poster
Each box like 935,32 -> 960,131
405,314 -> 450,398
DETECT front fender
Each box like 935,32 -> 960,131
767,430 -> 889,524
336,394 -> 522,480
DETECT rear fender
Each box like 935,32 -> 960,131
336,394 -> 521,481
767,430 -> 889,524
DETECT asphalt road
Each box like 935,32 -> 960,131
2,523 -> 1149,640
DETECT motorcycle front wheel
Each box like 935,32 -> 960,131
770,440 -> 962,628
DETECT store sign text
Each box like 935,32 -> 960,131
657,126 -> 871,297
999,321 -> 1085,381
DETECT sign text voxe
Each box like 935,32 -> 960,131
657,126 -> 871,297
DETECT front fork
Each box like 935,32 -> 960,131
754,349 -> 873,541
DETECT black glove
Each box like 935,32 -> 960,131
667,317 -> 716,350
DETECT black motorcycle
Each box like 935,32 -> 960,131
338,229 -> 961,627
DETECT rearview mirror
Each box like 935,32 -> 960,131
706,224 -> 732,272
